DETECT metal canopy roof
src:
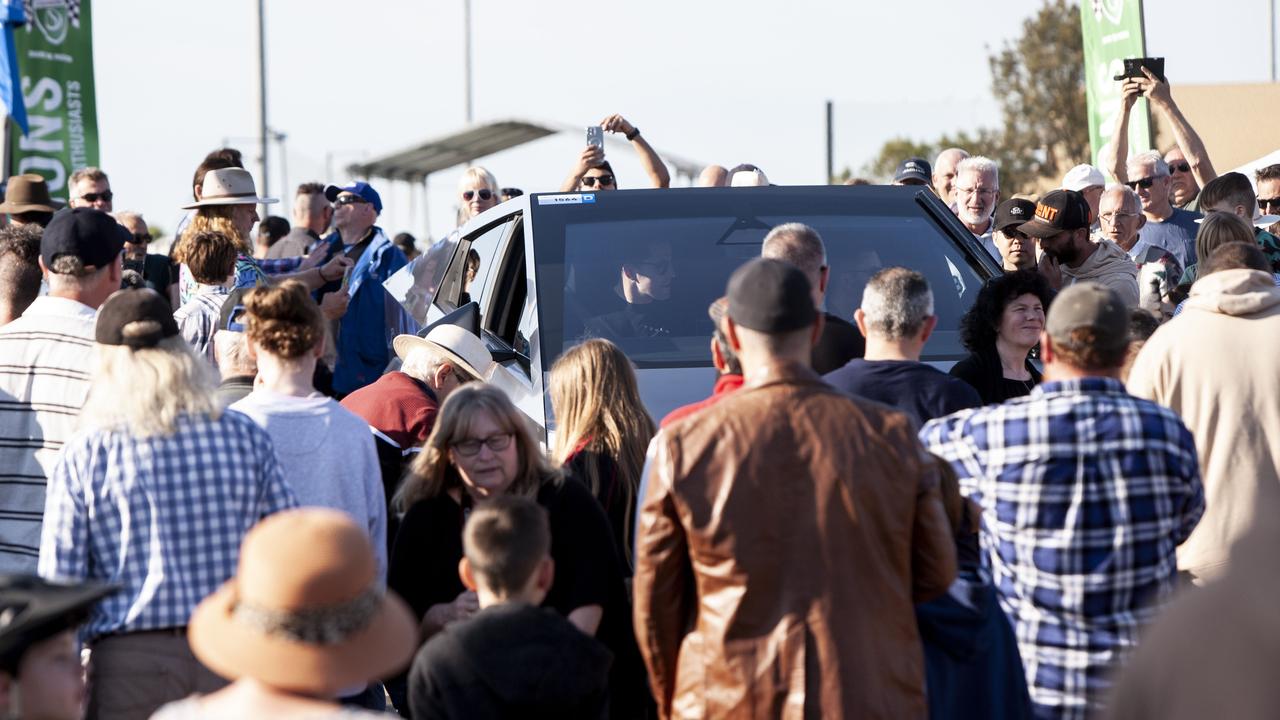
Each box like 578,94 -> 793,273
346,118 -> 704,182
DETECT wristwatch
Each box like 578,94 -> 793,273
625,127 -> 640,141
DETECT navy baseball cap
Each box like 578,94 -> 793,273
893,157 -> 932,185
41,208 -> 129,270
324,181 -> 382,214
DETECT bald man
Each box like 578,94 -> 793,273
933,148 -> 970,207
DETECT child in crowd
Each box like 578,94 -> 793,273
173,230 -> 239,364
408,496 -> 613,719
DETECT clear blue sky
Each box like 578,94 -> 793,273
92,0 -> 1277,242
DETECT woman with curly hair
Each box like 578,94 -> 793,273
549,338 -> 654,571
228,280 -> 386,580
950,269 -> 1054,404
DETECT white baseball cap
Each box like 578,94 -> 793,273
1061,164 -> 1106,192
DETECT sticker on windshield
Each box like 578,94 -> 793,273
537,193 -> 594,205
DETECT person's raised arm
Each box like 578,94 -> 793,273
601,114 -> 671,188
1100,80 -> 1141,184
559,145 -> 606,193
1139,68 -> 1217,188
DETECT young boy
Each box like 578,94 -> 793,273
408,496 -> 613,719
173,230 -> 239,364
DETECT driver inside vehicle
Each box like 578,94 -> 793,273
584,240 -> 679,340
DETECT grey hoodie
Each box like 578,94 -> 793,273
1061,240 -> 1140,306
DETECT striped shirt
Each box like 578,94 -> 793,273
173,284 -> 229,365
38,410 -> 298,642
0,296 -> 96,573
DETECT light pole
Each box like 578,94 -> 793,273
253,0 -> 269,214
463,0 -> 473,124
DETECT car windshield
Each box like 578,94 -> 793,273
531,187 -> 992,369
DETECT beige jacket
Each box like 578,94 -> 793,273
633,362 -> 957,720
1062,240 -> 1140,306
1127,269 -> 1280,581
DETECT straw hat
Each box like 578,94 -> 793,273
181,168 -> 278,209
392,324 -> 496,381
0,173 -> 59,213
188,509 -> 416,696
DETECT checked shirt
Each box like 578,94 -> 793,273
38,410 -> 298,643
920,377 -> 1204,720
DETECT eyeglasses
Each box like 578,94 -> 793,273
452,432 -> 513,457
580,175 -> 615,188
999,229 -> 1029,241
1099,211 -> 1140,223
462,189 -> 493,202
333,195 -> 369,207
78,190 -> 113,203
1169,162 -> 1192,173
955,186 -> 998,198
1258,197 -> 1280,212
1126,177 -> 1158,190
127,232 -> 152,244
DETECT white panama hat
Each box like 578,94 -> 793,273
182,168 -> 279,209
392,324 -> 496,381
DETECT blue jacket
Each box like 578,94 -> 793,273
321,227 -> 409,395
916,568 -> 1033,720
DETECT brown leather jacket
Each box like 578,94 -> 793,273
633,362 -> 957,719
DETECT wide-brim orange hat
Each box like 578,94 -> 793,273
188,508 -> 417,697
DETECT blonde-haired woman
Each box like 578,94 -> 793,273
229,280 -> 387,581
39,288 -> 297,717
456,166 -> 500,226
387,385 -> 650,718
549,338 -> 655,570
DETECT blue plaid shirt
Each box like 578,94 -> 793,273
919,378 -> 1204,719
38,410 -> 298,643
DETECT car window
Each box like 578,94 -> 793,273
531,189 -> 989,369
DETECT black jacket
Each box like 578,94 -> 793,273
409,602 -> 613,720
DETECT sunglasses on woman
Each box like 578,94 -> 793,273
462,189 -> 493,202
452,433 -> 513,457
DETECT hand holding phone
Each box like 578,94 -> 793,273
1114,57 -> 1165,83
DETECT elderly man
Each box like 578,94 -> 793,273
67,167 -> 112,212
1103,69 -> 1217,211
1128,242 -> 1280,585
761,222 -> 864,374
824,267 -> 980,427
1023,189 -> 1140,306
271,182 -> 331,259
1098,184 -> 1181,312
317,180 -> 409,396
952,156 -> 1001,261
991,198 -> 1037,272
113,211 -> 175,305
635,258 -> 956,719
1123,152 -> 1201,268
0,209 -> 126,573
933,147 -> 970,207
342,324 -> 494,530
922,282 -> 1204,718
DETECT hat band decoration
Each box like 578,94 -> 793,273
200,190 -> 262,201
231,586 -> 380,645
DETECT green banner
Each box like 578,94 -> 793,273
9,0 -> 97,202
1080,0 -> 1151,174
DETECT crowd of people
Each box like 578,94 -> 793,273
0,71 -> 1276,720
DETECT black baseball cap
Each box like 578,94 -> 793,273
893,157 -> 933,185
95,288 -> 180,349
994,198 -> 1037,234
41,207 -> 129,270
0,574 -> 114,672
1018,189 -> 1093,239
726,258 -> 816,333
